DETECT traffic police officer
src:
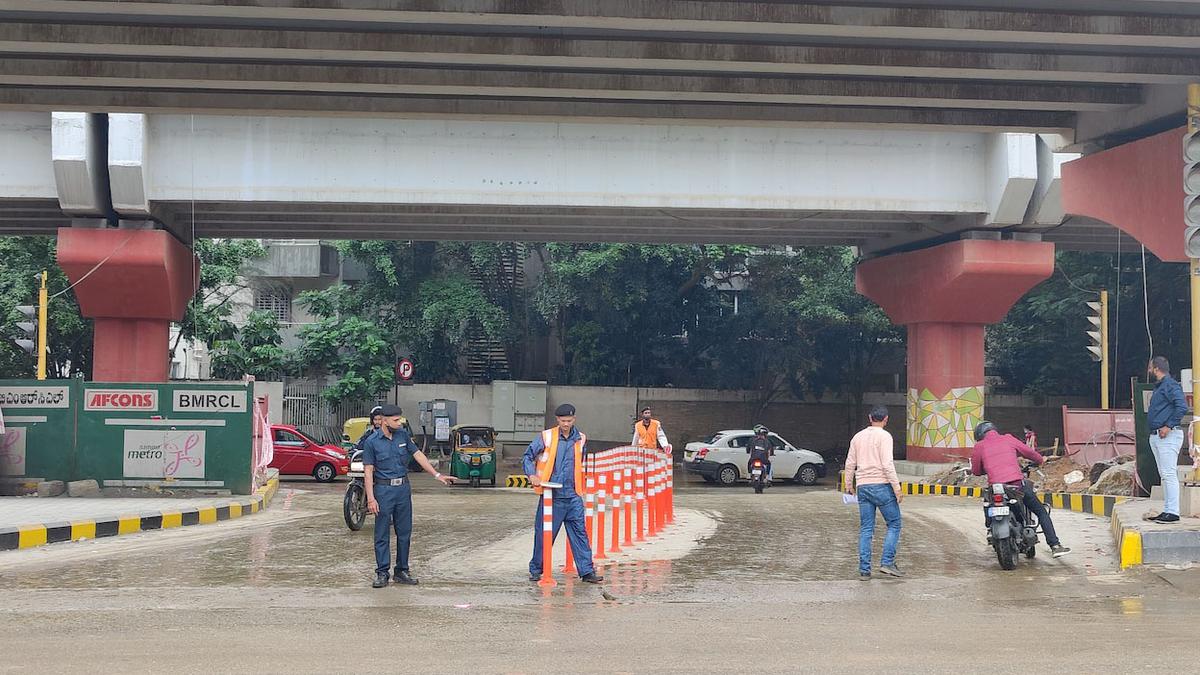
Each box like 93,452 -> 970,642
363,404 -> 453,588
523,403 -> 604,584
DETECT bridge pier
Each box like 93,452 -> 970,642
856,238 -> 1054,462
56,226 -> 197,382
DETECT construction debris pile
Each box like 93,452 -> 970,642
927,455 -> 1137,496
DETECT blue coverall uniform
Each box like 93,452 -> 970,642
522,427 -> 596,578
363,428 -> 420,579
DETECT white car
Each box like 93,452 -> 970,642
683,430 -> 827,486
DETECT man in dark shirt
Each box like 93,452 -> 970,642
1147,356 -> 1189,523
363,404 -> 453,588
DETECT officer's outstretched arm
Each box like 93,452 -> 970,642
412,450 -> 454,485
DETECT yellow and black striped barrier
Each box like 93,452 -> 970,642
0,475 -> 280,552
839,471 -> 1127,518
505,475 -> 532,488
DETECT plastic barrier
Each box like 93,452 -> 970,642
536,445 -> 677,581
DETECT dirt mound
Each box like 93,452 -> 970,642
1087,462 -> 1136,496
1032,456 -> 1090,493
928,463 -> 988,488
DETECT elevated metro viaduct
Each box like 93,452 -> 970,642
0,0 -> 1193,461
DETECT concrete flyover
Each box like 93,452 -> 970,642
0,1 -> 1193,456
0,0 -> 1193,148
0,110 -> 1118,254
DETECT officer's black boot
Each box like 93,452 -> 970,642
580,572 -> 604,584
395,570 -> 419,585
372,573 -> 389,588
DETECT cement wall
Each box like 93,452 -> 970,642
379,382 -> 1083,460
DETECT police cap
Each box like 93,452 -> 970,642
554,403 -> 576,417
378,404 -> 403,417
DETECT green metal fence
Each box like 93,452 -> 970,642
0,379 -> 79,482
1,379 -> 256,494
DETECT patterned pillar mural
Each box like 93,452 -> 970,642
906,386 -> 984,458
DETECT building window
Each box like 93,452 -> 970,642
254,288 -> 293,323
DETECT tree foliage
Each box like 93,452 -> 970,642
0,236 -> 92,378
989,248 -> 1189,407
210,310 -> 290,381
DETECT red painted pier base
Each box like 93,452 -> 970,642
856,239 -> 1054,462
56,228 -> 198,382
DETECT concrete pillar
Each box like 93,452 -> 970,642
56,227 -> 198,382
856,239 -> 1054,462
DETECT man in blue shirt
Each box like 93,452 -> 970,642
523,403 -> 603,584
1146,356 -> 1189,523
364,404 -> 453,588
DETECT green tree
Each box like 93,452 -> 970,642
209,310 -> 290,380
988,248 -> 1190,407
0,236 -> 92,378
292,241 -> 512,399
171,238 -> 267,358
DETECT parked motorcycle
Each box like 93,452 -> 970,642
983,465 -> 1045,570
343,449 -> 368,531
750,458 -> 768,494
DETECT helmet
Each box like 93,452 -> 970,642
973,421 -> 997,442
369,405 -> 383,419
753,424 -> 769,435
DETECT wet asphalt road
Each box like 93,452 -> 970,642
1,475 -> 1198,673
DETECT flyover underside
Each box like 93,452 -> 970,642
0,0 -> 1194,146
0,199 -> 1118,252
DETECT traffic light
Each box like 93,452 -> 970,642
13,305 -> 37,355
1185,128 -> 1200,257
9,271 -> 48,380
1086,290 -> 1109,409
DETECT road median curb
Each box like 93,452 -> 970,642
838,471 -> 1128,517
0,474 -> 280,552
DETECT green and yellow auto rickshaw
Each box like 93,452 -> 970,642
448,425 -> 497,487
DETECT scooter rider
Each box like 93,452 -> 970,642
747,425 -> 774,483
354,406 -> 384,454
969,421 -> 1071,558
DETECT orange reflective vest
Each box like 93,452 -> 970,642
534,427 -> 586,496
633,419 -> 662,449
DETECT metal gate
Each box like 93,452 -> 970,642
281,379 -> 380,445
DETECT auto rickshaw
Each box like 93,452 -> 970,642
448,425 -> 497,487
341,415 -> 413,451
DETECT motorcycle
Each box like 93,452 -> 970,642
750,458 -> 768,494
983,464 -> 1045,570
343,449 -> 368,531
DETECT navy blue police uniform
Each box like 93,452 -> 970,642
363,426 -> 420,581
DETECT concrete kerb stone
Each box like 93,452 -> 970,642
0,472 -> 281,552
1109,500 -> 1200,570
837,471 -> 1128,518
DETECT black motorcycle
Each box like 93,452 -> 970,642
750,458 -> 769,494
343,449 -> 367,531
983,465 -> 1046,570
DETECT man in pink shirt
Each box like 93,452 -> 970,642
845,405 -> 903,580
970,421 -> 1070,558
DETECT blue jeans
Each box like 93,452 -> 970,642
373,482 -> 413,577
529,493 -> 595,577
1150,429 -> 1184,516
857,483 -> 902,574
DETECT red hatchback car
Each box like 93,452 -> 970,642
270,424 -> 350,482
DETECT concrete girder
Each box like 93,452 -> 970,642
0,89 -> 1075,135
0,58 -> 1143,113
50,112 -> 107,217
4,1 -> 1200,49
106,113 -> 151,218
984,134 -> 1038,227
0,112 -> 57,200
137,115 -> 993,213
0,24 -> 1193,86
1026,136 -> 1081,227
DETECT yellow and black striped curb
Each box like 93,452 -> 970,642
1110,508 -> 1143,570
505,475 -> 531,488
0,476 -> 279,552
838,471 -> 1128,518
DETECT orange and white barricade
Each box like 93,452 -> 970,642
539,486 -> 556,587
